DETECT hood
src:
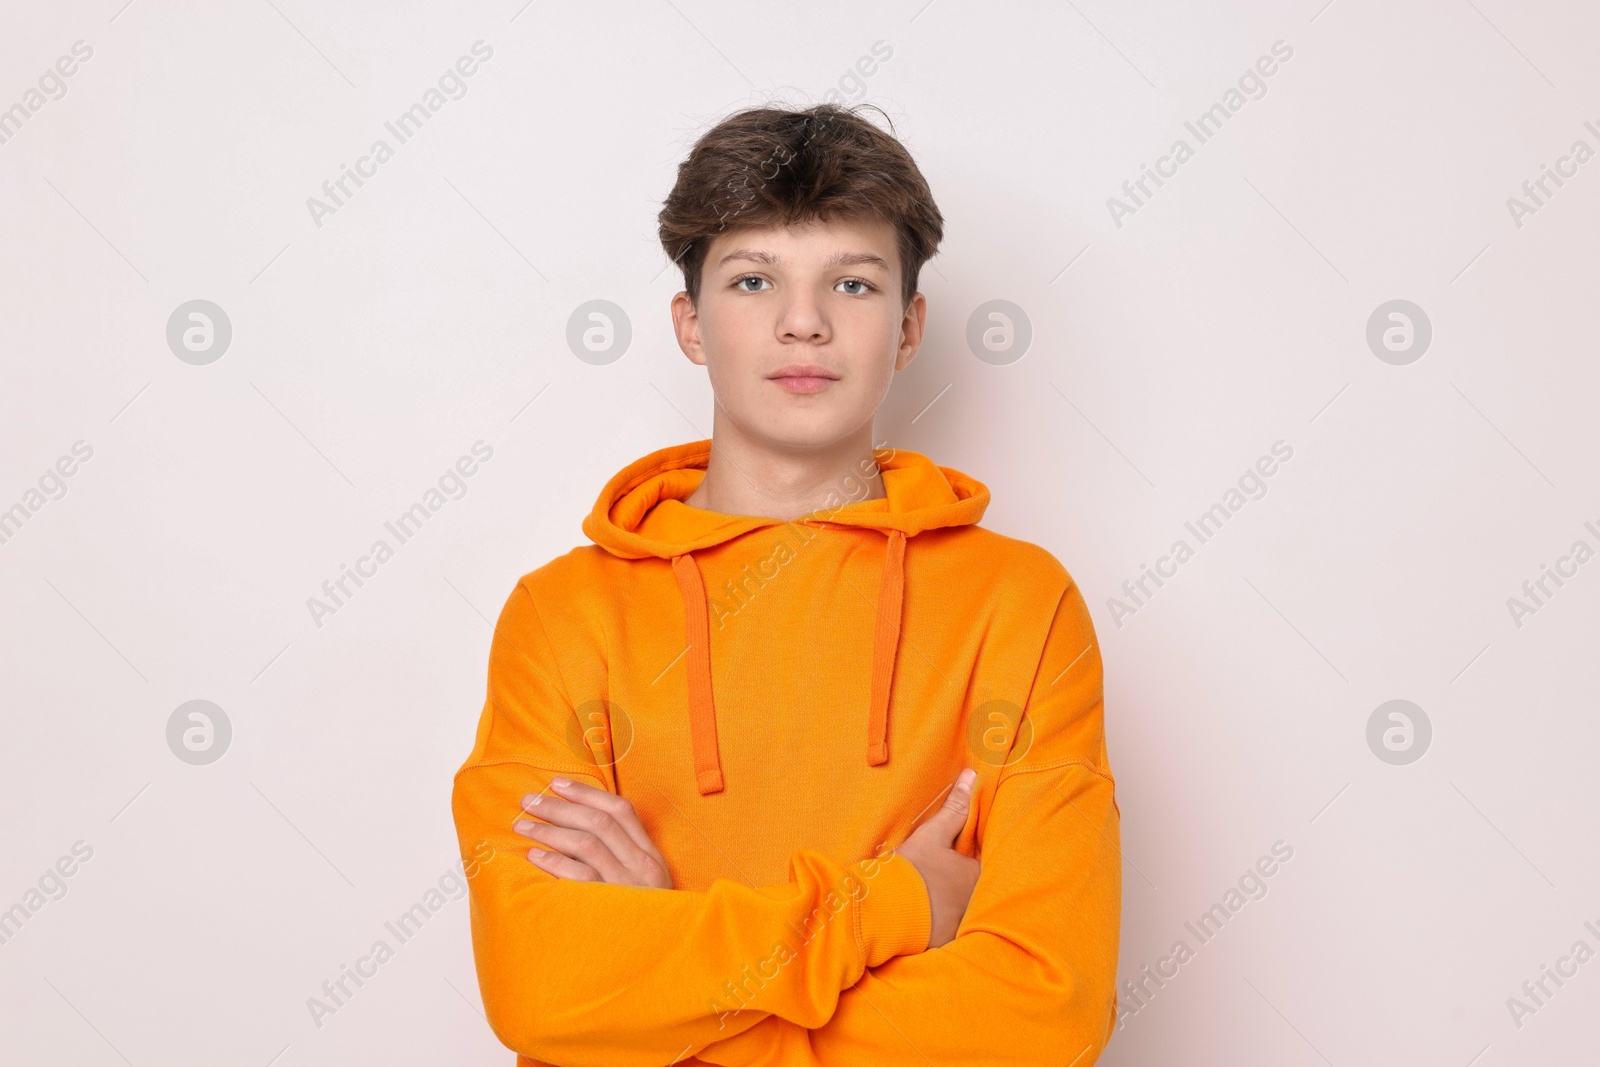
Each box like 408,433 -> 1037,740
582,438 -> 990,795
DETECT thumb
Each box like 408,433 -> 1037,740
920,768 -> 977,844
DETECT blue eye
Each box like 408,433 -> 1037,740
734,275 -> 770,292
836,278 -> 872,295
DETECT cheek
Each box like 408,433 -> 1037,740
700,295 -> 766,350
705,358 -> 745,401
854,309 -> 904,369
839,317 -> 900,406
862,356 -> 897,404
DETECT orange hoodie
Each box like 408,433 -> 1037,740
451,438 -> 1121,1067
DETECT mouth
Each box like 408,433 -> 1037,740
768,363 -> 838,394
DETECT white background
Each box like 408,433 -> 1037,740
2,1 -> 1597,1064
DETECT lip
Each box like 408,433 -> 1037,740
768,363 -> 838,394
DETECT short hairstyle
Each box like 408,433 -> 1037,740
658,103 -> 944,308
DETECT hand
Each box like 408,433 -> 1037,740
513,777 -> 674,888
894,767 -> 981,950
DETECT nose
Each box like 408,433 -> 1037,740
776,287 -> 829,344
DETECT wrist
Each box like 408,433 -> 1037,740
850,848 -> 931,965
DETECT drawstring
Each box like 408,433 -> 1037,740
670,553 -> 725,795
867,529 -> 905,766
670,528 -> 908,795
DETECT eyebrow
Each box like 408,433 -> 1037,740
715,248 -> 891,271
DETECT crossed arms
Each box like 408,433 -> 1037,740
450,576 -> 1122,1066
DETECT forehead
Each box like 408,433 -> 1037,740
702,215 -> 898,270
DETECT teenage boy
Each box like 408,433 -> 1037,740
452,103 -> 1121,1066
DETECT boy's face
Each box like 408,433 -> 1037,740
671,214 -> 925,452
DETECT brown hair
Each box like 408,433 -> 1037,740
658,103 -> 944,308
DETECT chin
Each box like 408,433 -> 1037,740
741,410 -> 862,453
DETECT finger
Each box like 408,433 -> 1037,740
544,779 -> 664,859
532,780 -> 672,879
515,810 -> 603,880
520,790 -> 663,883
525,843 -> 600,881
917,768 -> 977,844
514,817 -> 634,883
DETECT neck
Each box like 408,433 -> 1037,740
685,415 -> 887,521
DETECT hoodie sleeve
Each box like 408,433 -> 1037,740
687,572 -> 1123,1067
451,579 -> 934,1067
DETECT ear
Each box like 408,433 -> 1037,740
894,291 -> 927,371
671,291 -> 706,366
